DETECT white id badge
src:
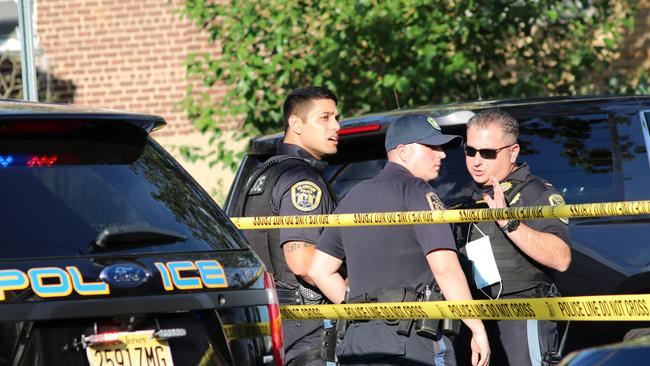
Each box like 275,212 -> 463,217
465,235 -> 501,289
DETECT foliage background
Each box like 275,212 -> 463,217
180,0 -> 645,171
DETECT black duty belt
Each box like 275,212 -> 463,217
276,283 -> 327,305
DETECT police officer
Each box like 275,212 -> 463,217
309,114 -> 490,366
242,86 -> 340,365
453,109 -> 571,366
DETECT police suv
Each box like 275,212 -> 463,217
0,100 -> 283,366
225,95 -> 650,357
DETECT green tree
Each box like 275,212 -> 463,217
180,0 -> 639,170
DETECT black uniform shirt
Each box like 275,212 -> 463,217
458,163 -> 571,295
271,143 -> 336,246
317,162 -> 456,300
467,163 -> 570,245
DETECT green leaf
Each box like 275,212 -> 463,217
180,0 -> 639,172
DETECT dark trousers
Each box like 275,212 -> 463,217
284,319 -> 325,366
454,319 -> 558,366
336,320 -> 455,366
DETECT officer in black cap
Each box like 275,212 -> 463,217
452,108 -> 571,366
242,86 -> 340,365
309,113 -> 490,366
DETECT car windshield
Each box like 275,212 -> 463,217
0,122 -> 246,259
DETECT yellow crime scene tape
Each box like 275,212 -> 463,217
232,201 -> 650,322
280,294 -> 650,322
223,323 -> 271,339
231,200 -> 650,229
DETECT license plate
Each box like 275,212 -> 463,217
86,330 -> 174,366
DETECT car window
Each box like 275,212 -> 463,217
325,159 -> 386,198
0,125 -> 246,259
312,108 -> 650,209
514,111 -> 650,204
620,111 -> 650,201
515,113 -> 615,204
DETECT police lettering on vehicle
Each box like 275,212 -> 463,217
0,260 -> 228,301
155,260 -> 228,291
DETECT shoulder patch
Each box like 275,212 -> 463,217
426,192 -> 444,211
548,193 -> 565,206
548,193 -> 569,224
291,180 -> 322,212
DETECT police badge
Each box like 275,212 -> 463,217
548,193 -> 569,224
425,192 -> 444,210
291,181 -> 322,212
427,117 -> 441,131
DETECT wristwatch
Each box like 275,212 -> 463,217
500,219 -> 520,233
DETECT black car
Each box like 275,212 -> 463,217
558,332 -> 650,366
225,95 -> 650,356
0,100 -> 283,366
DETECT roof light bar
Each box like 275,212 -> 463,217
0,156 -> 13,167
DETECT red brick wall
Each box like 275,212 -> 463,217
36,0 -> 224,137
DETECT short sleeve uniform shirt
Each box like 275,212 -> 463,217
272,143 -> 336,246
318,162 -> 456,300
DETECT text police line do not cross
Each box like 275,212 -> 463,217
279,294 -> 650,322
231,200 -> 650,229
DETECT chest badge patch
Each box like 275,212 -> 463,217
426,192 -> 444,211
500,181 -> 512,192
548,193 -> 569,224
291,181 -> 322,212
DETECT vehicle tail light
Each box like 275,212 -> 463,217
338,123 -> 381,136
264,272 -> 284,366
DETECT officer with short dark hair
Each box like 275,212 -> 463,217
453,108 -> 571,366
309,114 -> 490,366
242,86 -> 340,365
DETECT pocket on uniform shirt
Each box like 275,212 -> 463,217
338,321 -> 407,362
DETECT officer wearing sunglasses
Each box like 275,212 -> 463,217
453,109 -> 571,366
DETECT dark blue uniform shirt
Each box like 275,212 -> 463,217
272,143 -> 336,246
318,162 -> 456,300
269,143 -> 337,364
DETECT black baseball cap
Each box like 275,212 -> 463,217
385,113 -> 463,151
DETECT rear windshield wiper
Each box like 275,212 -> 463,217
90,224 -> 187,252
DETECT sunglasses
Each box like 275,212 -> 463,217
463,143 -> 514,159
